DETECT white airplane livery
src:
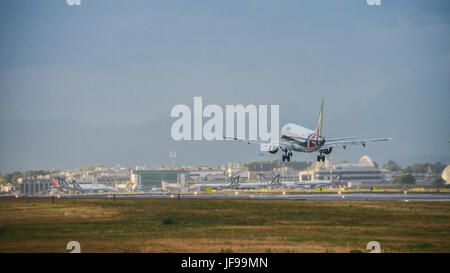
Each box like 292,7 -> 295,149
225,99 -> 391,162
298,173 -> 343,189
189,176 -> 241,191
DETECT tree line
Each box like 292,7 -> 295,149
0,169 -> 61,185
382,160 -> 446,174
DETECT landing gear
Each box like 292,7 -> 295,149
318,148 -> 332,162
282,149 -> 292,162
317,154 -> 325,162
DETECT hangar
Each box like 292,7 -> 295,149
131,169 -> 187,191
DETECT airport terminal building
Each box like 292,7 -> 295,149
299,156 -> 391,186
18,178 -> 51,195
131,169 -> 187,191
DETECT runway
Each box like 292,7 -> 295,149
6,192 -> 450,201
127,192 -> 450,201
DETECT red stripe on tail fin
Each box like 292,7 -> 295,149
50,178 -> 60,188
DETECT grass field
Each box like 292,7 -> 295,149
0,198 -> 449,253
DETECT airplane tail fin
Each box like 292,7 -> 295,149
316,99 -> 324,136
270,174 -> 281,187
229,176 -> 240,188
71,179 -> 82,192
331,173 -> 341,185
50,177 -> 60,188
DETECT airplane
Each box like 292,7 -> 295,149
189,175 -> 241,191
278,180 -> 298,190
224,99 -> 391,162
50,177 -> 117,193
50,177 -> 70,193
236,175 -> 281,190
259,174 -> 298,189
297,173 -> 343,189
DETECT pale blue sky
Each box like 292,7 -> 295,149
0,0 -> 449,172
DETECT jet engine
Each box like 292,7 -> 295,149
262,143 -> 279,154
316,136 -> 326,146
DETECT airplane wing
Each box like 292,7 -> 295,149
289,135 -> 356,142
223,136 -> 293,150
322,137 -> 392,149
325,136 -> 357,142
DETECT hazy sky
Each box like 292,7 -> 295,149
0,0 -> 449,172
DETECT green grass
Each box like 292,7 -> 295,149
0,198 -> 449,253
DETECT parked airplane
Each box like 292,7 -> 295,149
298,173 -> 342,189
189,176 -> 241,191
224,99 -> 391,162
50,177 -> 117,193
278,180 -> 298,190
237,175 -> 281,190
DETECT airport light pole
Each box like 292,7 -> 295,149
259,153 -> 263,181
170,152 -> 176,169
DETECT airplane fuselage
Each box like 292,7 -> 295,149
280,123 -> 323,153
